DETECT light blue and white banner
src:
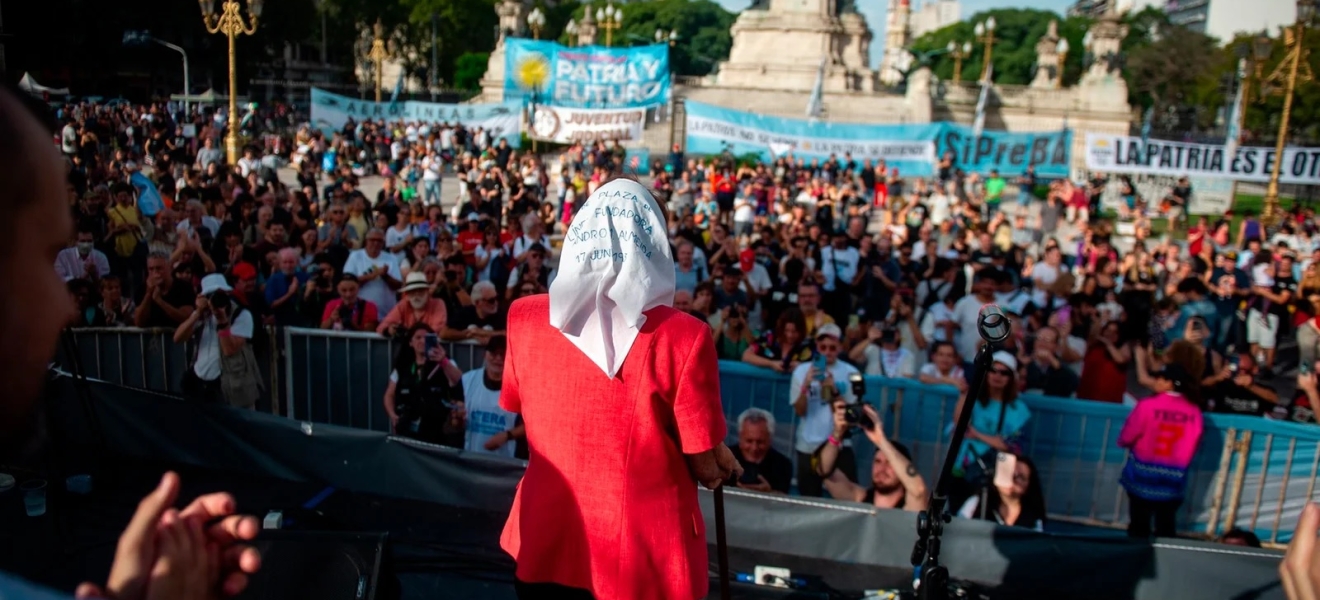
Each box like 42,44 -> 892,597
684,100 -> 937,174
309,88 -> 522,147
683,100 -> 1072,178
504,38 -> 670,109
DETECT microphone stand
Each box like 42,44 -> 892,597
910,339 -> 1000,600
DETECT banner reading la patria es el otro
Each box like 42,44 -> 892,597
504,38 -> 671,109
1085,133 -> 1320,185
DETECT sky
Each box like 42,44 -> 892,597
712,0 -> 1075,65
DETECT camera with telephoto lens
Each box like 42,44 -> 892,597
207,290 -> 232,315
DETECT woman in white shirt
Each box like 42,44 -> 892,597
386,217 -> 418,259
473,228 -> 505,283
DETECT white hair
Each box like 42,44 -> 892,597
471,280 -> 497,300
520,211 -> 540,231
737,407 -> 775,437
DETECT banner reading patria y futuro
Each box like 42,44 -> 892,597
504,38 -> 670,109
310,88 -> 522,147
683,100 -> 1071,178
1085,133 -> 1320,185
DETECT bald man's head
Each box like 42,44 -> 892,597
0,85 -> 76,435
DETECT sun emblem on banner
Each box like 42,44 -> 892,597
514,51 -> 552,92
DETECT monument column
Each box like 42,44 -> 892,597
478,0 -> 530,102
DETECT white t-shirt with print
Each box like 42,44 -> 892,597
461,369 -> 517,458
343,249 -> 403,315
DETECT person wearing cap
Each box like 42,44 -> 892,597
378,272 -> 448,337
1117,363 -> 1205,538
790,322 -> 862,497
171,272 -> 260,408
948,351 -> 1031,511
500,178 -> 737,600
457,212 -> 486,265
455,335 -> 523,458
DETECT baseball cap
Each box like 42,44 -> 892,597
815,323 -> 843,340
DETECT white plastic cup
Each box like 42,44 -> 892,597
21,480 -> 46,517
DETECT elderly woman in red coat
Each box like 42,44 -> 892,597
499,177 -> 740,600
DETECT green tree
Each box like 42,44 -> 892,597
1125,24 -> 1225,128
453,52 -> 492,91
568,0 -> 736,75
910,9 -> 1088,86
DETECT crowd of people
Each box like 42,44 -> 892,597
53,94 -> 1318,540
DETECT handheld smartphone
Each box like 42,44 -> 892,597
424,333 -> 439,356
993,452 -> 1018,490
1228,354 -> 1240,373
813,354 -> 828,382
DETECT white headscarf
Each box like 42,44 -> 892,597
549,178 -> 675,378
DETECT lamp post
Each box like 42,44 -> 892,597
565,19 -> 579,46
946,40 -> 971,83
655,28 -> 678,46
1055,37 -> 1069,89
198,0 -> 262,166
367,20 -> 392,103
596,3 -> 622,48
1260,0 -> 1316,226
974,16 -> 996,81
528,7 -> 546,40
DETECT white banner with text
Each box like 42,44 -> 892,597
1084,133 -> 1320,185
529,105 -> 646,144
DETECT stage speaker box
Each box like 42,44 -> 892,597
234,531 -> 392,600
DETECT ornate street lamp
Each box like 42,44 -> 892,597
974,16 -> 996,81
366,20 -> 394,103
947,40 -> 972,83
565,19 -> 579,46
1056,37 -> 1070,88
528,7 -> 546,40
1260,0 -> 1316,226
596,3 -> 623,48
197,0 -> 262,165
655,28 -> 678,46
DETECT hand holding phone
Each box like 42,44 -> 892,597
993,452 -> 1018,491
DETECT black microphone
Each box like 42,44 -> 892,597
912,302 -> 1012,600
976,304 -> 1011,345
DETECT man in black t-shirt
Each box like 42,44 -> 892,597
1248,258 -> 1296,377
134,252 -> 197,328
1207,353 -> 1279,416
1166,176 -> 1192,230
726,408 -> 793,494
447,281 -> 508,344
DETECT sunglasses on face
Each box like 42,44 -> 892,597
817,343 -> 840,352
990,368 -> 1013,377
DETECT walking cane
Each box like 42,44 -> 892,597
714,485 -> 731,600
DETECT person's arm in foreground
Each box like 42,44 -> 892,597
816,401 -> 865,501
1284,502 -> 1320,600
677,327 -> 743,488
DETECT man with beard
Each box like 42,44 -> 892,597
816,400 -> 928,511
0,83 -> 262,599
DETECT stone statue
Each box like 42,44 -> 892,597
1030,19 -> 1061,88
1082,11 -> 1128,83
747,0 -> 770,10
496,0 -> 527,41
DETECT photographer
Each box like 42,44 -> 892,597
300,258 -> 339,326
1205,352 -> 1279,416
320,274 -> 380,331
714,303 -> 754,360
850,323 -> 916,378
173,273 -> 262,408
816,400 -> 928,511
382,323 -> 464,445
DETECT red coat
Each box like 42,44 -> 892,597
500,295 -> 727,600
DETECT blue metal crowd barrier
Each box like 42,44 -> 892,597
59,326 -> 1320,545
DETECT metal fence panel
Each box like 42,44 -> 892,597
60,327 -> 1320,542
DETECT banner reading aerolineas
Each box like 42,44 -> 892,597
529,105 -> 645,144
309,88 -> 522,147
504,39 -> 670,109
1085,133 -> 1320,185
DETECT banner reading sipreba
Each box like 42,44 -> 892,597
309,88 -> 522,147
936,126 -> 1071,179
529,105 -> 645,144
682,101 -> 1071,178
683,100 -> 937,175
1084,133 -> 1320,185
504,39 -> 670,109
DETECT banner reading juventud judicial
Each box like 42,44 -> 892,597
1085,133 -> 1320,185
504,39 -> 670,109
529,105 -> 645,144
310,88 -> 522,146
684,100 -> 938,175
683,101 -> 1071,178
